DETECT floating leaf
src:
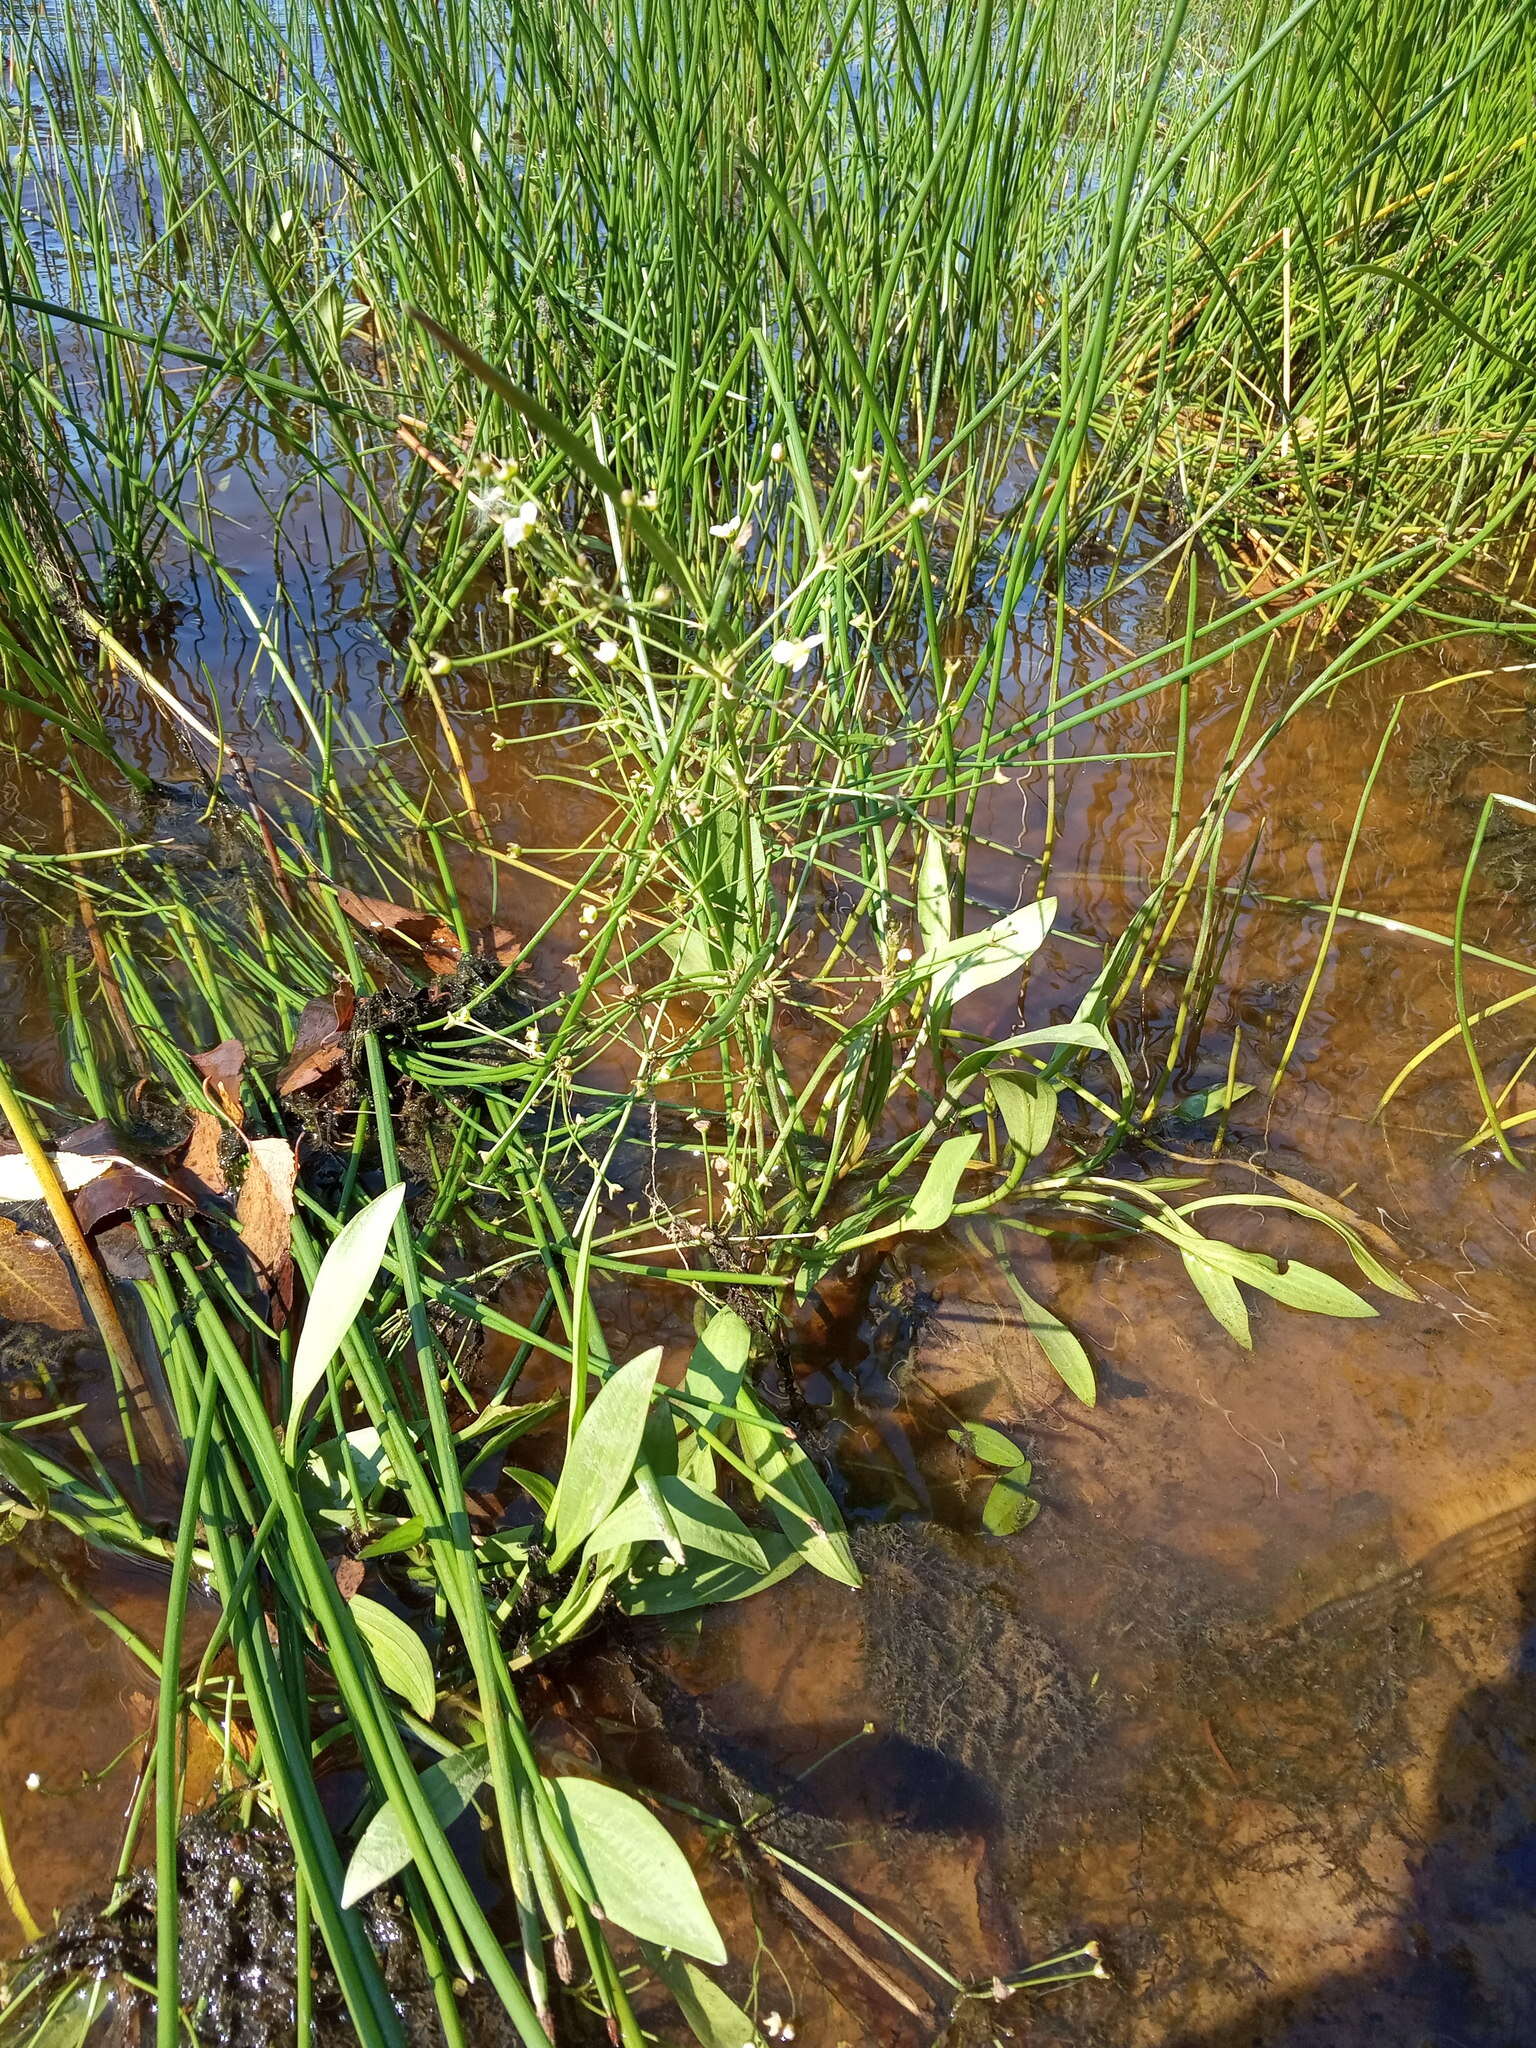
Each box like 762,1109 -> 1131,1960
911,898 -> 1055,1010
894,1131 -> 981,1234
586,1475 -> 768,1573
190,1038 -> 247,1121
543,1775 -> 726,1964
349,1594 -> 437,1720
948,1421 -> 1027,1470
341,1745 -> 490,1908
982,1470 -> 1040,1535
998,1270 -> 1096,1405
988,1071 -> 1059,1160
552,1346 -> 663,1566
285,1183 -> 405,1447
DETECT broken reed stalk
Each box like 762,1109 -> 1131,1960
0,1061 -> 177,1464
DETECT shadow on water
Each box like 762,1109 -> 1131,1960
1177,1528 -> 1536,2048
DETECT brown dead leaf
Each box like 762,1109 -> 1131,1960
73,1161 -> 194,1236
180,1111 -> 230,1199
237,1137 -> 297,1325
191,1039 -> 247,1124
334,1555 -> 366,1601
276,985 -> 356,1097
0,1217 -> 83,1331
335,889 -> 463,976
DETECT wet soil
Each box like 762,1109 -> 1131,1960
2,480 -> 1536,2046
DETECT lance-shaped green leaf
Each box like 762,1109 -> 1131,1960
543,1775 -> 727,1964
989,1071 -> 1059,1160
341,1746 -> 490,1908
285,1183 -> 404,1450
349,1594 -> 437,1720
911,897 -> 1055,1010
586,1474 -> 768,1573
737,1392 -> 860,1588
893,1131 -> 981,1234
552,1346 -> 663,1567
998,1269 -> 1097,1405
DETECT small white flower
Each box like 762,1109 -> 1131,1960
896,945 -> 913,962
579,904 -> 597,925
500,584 -> 520,605
909,494 -> 933,516
24,1773 -> 40,1791
764,2017 -> 782,2040
651,583 -> 673,606
710,515 -> 743,539
498,498 -> 540,546
640,489 -> 659,509
768,633 -> 824,672
594,637 -> 620,663
851,464 -> 873,484
428,653 -> 450,676
770,441 -> 785,461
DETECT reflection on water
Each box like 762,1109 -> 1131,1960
2,465 -> 1536,2043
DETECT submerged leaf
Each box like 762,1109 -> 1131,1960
998,1271 -> 1096,1405
916,830 -> 951,955
285,1183 -> 405,1447
190,1038 -> 247,1122
543,1775 -> 726,1964
348,1594 -> 437,1719
341,1746 -> 490,1908
237,1136 -> 298,1325
276,986 -> 355,1096
552,1346 -> 664,1566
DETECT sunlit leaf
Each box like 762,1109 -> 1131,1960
341,1746 -> 490,1908
617,1535 -> 804,1616
916,830 -> 951,955
650,1952 -> 765,2048
894,1131 -> 981,1234
543,1775 -> 726,1964
552,1345 -> 664,1566
910,897 -> 1055,1009
285,1184 -> 405,1448
1173,1079 -> 1255,1120
737,1393 -> 860,1588
948,1421 -> 1028,1470
349,1593 -> 436,1719
586,1474 -> 768,1572
1181,1251 -> 1253,1349
988,1071 -> 1059,1160
681,1309 -> 752,1414
982,1470 -> 1040,1534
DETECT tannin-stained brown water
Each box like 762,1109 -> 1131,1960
2,495 -> 1535,2046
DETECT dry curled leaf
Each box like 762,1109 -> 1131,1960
237,1136 -> 298,1325
334,889 -> 463,976
332,889 -> 520,978
0,1217 -> 83,1331
72,1161 -> 193,1235
191,1038 -> 247,1123
276,985 -> 356,1097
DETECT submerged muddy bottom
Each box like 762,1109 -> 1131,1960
2,522 -> 1535,2046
